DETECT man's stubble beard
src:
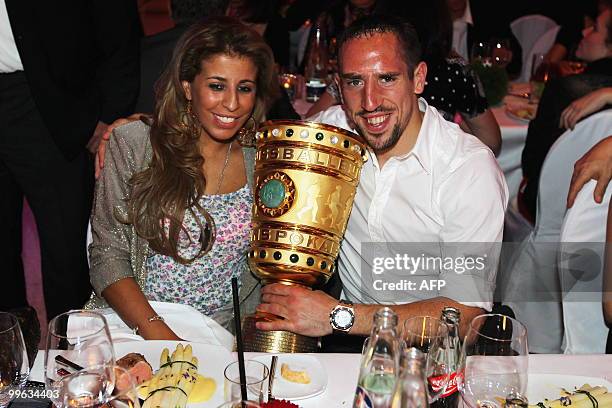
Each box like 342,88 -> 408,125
354,122 -> 403,154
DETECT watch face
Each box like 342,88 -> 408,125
334,308 -> 354,329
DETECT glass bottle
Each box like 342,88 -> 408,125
391,347 -> 429,408
304,16 -> 329,102
353,307 -> 401,408
430,307 -> 461,408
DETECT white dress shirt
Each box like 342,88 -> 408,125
309,100 -> 508,311
0,0 -> 22,73
452,0 -> 473,61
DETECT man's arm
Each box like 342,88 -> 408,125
256,284 -> 483,338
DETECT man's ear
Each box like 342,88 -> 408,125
181,80 -> 192,101
413,61 -> 427,94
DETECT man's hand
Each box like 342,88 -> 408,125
255,283 -> 337,337
567,136 -> 612,207
87,121 -> 109,155
560,88 -> 612,130
94,114 -> 147,179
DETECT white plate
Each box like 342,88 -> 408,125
527,373 -> 612,405
114,340 -> 233,407
253,354 -> 327,400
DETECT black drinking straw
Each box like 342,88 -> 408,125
231,277 -> 248,405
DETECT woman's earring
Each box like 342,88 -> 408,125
237,116 -> 258,147
180,100 -> 193,129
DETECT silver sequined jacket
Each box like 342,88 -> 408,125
84,120 -> 261,330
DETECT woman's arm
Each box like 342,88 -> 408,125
89,122 -> 180,340
102,278 -> 180,339
460,109 -> 502,156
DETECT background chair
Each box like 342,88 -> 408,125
559,180 -> 611,353
498,109 -> 612,353
510,14 -> 559,82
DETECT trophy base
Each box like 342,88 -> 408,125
242,313 -> 319,353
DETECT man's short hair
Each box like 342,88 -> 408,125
337,15 -> 422,78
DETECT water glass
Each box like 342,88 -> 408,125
458,314 -> 529,408
45,310 -> 115,406
224,360 -> 269,403
0,312 -> 30,408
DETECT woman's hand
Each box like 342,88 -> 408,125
95,113 -> 148,179
567,136 -> 612,207
560,88 -> 612,130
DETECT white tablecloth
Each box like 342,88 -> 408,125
31,350 -> 611,407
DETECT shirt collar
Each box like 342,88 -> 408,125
367,98 -> 433,174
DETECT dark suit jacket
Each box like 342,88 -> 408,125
6,0 -> 141,160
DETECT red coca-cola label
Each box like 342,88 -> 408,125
428,371 -> 463,398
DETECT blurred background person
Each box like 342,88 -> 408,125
520,7 -> 612,222
0,0 -> 140,328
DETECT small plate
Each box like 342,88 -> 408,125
527,373 -> 612,405
254,354 -> 327,400
506,105 -> 536,123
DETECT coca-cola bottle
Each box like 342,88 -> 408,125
353,307 -> 401,408
430,307 -> 461,408
391,347 -> 429,408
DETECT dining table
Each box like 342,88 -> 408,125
30,346 -> 612,407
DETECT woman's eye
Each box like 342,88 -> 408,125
209,83 -> 224,91
238,85 -> 253,93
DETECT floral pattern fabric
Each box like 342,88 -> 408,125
144,184 -> 252,316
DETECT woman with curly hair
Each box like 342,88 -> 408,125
86,16 -> 278,339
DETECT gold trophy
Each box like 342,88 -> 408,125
243,120 -> 368,352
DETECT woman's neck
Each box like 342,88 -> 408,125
199,134 -> 234,160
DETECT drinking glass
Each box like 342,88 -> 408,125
45,310 -> 115,406
402,316 -> 452,403
458,314 -> 529,408
0,312 -> 30,408
53,364 -> 140,408
470,41 -> 492,66
223,360 -> 269,403
491,38 -> 513,68
529,53 -> 549,103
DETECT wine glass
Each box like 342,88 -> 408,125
458,314 -> 529,408
491,38 -> 513,68
45,310 -> 115,407
402,316 -> 452,404
53,364 -> 140,408
529,53 -> 550,104
0,312 -> 30,408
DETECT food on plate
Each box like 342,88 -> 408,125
134,343 -> 217,406
528,384 -> 612,408
138,343 -> 199,408
115,352 -> 153,391
280,363 -> 311,384
513,108 -> 535,120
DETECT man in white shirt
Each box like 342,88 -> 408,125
256,16 -> 508,337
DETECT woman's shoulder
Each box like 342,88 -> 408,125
108,119 -> 153,169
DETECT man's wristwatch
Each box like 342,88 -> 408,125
329,301 -> 355,333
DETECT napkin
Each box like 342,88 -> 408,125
68,302 -> 234,350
